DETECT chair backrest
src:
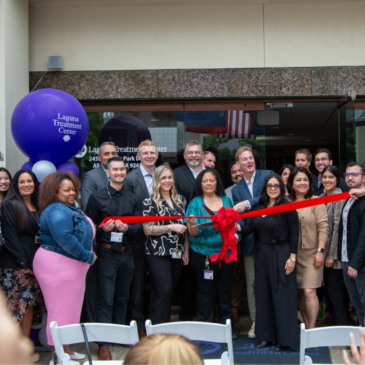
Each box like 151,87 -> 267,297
300,323 -> 361,365
145,319 -> 234,365
50,321 -> 139,364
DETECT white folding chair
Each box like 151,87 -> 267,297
50,321 -> 139,365
145,319 -> 234,365
300,323 -> 361,365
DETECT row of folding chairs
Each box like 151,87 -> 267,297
50,319 -> 362,365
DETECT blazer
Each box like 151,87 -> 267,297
124,167 -> 151,254
81,165 -> 109,210
173,165 -> 213,205
320,187 -> 344,269
231,169 -> 274,256
338,195 -> 365,271
297,197 -> 329,250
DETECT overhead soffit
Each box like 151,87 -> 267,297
29,0 -> 365,7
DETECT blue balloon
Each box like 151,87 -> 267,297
21,161 -> 35,170
11,89 -> 89,165
56,161 -> 79,176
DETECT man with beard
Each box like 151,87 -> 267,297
173,140 -> 208,321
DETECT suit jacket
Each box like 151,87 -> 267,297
225,185 -> 234,203
338,195 -> 365,271
313,176 -> 349,195
81,166 -> 109,210
124,167 -> 151,254
320,187 -> 344,269
232,169 -> 274,256
173,165 -> 213,206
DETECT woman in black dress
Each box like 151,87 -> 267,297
236,173 -> 299,351
142,164 -> 187,324
0,169 -> 45,361
0,168 -> 12,253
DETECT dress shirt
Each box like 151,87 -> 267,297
140,164 -> 155,197
244,171 -> 256,198
341,198 -> 356,263
101,165 -> 110,181
85,184 -> 142,250
318,175 -> 321,189
188,164 -> 205,179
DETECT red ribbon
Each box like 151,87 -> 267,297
98,192 -> 351,264
209,207 -> 241,267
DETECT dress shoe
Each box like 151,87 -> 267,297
98,346 -> 112,361
275,345 -> 289,352
232,330 -> 239,340
138,329 -> 147,340
256,341 -> 273,349
232,307 -> 240,322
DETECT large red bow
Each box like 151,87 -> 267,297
209,207 -> 241,267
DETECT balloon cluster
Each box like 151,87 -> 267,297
12,89 -> 88,182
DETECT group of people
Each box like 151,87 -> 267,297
1,140 -> 365,363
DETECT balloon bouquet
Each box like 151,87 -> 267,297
11,88 -> 89,182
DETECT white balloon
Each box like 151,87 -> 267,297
32,160 -> 57,182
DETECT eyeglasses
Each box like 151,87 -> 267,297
344,172 -> 365,178
266,184 -> 280,190
315,157 -> 329,163
186,151 -> 202,155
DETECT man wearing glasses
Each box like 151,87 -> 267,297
338,162 -> 365,326
313,148 -> 349,195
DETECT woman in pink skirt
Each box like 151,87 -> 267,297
33,172 -> 97,365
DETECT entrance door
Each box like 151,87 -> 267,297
338,91 -> 356,173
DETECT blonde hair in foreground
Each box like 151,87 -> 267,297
152,165 -> 183,210
124,333 -> 204,365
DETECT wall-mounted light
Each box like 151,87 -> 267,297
48,56 -> 63,71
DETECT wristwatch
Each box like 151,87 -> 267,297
317,248 -> 325,253
244,200 -> 251,210
289,257 -> 296,262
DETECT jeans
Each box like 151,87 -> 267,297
343,262 -> 365,326
96,246 -> 134,346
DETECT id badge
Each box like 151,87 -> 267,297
35,235 -> 42,244
110,232 -> 123,243
204,270 -> 214,280
172,250 -> 182,259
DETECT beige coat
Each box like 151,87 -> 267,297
320,188 -> 345,269
297,197 -> 329,250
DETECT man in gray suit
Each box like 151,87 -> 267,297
81,142 -> 118,210
124,140 -> 158,338
81,141 -> 118,323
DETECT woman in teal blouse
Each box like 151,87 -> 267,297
185,169 -> 237,333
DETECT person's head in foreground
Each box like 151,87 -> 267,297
124,333 -> 204,365
0,290 -> 33,364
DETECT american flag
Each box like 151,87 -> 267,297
218,111 -> 255,139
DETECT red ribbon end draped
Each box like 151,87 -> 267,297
208,207 -> 240,267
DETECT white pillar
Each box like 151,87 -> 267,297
0,0 -> 29,174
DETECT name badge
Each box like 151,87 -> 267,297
172,250 -> 182,259
204,270 -> 214,280
35,235 -> 42,244
110,232 -> 123,243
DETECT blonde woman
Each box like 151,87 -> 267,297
142,165 -> 187,324
124,334 -> 203,365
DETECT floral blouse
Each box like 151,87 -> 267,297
142,195 -> 186,256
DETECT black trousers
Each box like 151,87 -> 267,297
82,263 -> 99,323
324,266 -> 348,325
146,255 -> 182,324
190,248 -> 234,324
130,244 -> 148,330
178,263 -> 197,320
96,247 -> 135,326
255,242 -> 298,347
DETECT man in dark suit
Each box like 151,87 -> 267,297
81,142 -> 118,209
313,148 -> 349,195
338,162 -> 365,326
173,140 -> 207,321
232,146 -> 274,339
81,141 -> 118,323
124,140 -> 158,338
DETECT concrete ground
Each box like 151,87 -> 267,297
37,313 -> 354,364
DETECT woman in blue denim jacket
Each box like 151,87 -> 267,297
33,172 -> 97,365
